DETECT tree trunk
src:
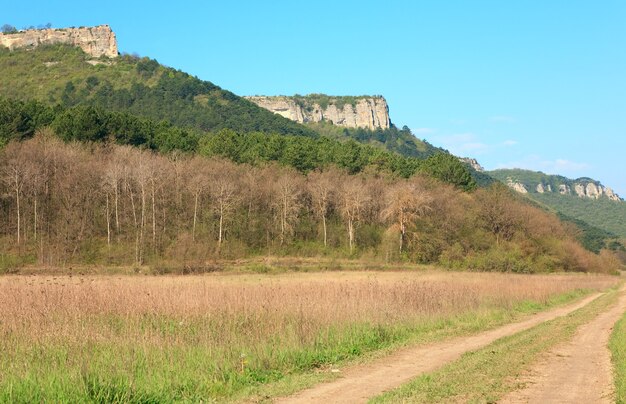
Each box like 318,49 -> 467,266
218,202 -> 224,248
348,218 -> 354,253
14,171 -> 20,245
139,183 -> 146,264
34,198 -> 37,241
151,180 -> 156,247
106,193 -> 111,246
114,183 -> 119,233
399,210 -> 404,254
322,214 -> 327,247
192,192 -> 199,242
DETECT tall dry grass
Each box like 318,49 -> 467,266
0,271 -> 619,401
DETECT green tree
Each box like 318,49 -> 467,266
420,153 -> 476,191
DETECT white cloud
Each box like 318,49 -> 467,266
502,139 -> 518,146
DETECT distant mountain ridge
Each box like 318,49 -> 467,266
487,168 -> 625,239
489,168 -> 622,202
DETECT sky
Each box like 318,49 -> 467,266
5,1 -> 626,195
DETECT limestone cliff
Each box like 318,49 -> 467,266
459,157 -> 484,172
0,25 -> 118,58
245,95 -> 390,130
489,169 -> 622,202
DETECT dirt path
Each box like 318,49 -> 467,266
500,285 -> 626,403
275,292 -> 604,404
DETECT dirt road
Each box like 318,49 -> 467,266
275,292 -> 605,404
500,285 -> 626,403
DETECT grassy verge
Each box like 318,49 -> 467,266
371,286 -> 620,403
611,310 -> 626,403
0,274 -> 616,403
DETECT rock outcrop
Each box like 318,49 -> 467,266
0,25 -> 118,58
459,157 -> 484,172
508,180 -> 621,201
506,178 -> 528,194
490,169 -> 622,202
245,95 -> 390,130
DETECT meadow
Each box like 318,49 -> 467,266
0,270 -> 618,402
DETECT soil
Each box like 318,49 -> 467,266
500,285 -> 626,403
275,292 -> 606,404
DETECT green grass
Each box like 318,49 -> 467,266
0,288 -> 599,403
371,286 -> 620,403
610,310 -> 626,403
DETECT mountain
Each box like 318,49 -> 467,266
488,168 -> 626,238
489,169 -> 621,201
0,27 -> 315,137
0,25 -> 445,163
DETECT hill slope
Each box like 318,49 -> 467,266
489,169 -> 626,237
0,44 -> 315,137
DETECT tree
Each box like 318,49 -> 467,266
1,24 -> 17,34
207,159 -> 240,248
338,174 -> 370,253
475,183 -> 520,245
0,142 -> 40,245
307,169 -> 338,247
271,167 -> 303,246
184,157 -> 208,242
381,179 -> 433,254
420,153 -> 476,191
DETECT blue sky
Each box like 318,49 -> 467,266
5,1 -> 626,195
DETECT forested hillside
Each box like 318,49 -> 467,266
0,134 -> 617,274
0,44 -> 470,165
533,193 -> 626,238
0,41 -> 621,274
0,45 -> 315,136
489,168 -> 626,238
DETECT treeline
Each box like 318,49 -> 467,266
0,97 -> 477,187
0,135 -> 618,274
308,121 -> 443,159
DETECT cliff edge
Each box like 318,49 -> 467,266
0,25 -> 118,58
245,95 -> 391,130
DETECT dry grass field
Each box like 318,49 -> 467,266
0,271 -> 619,402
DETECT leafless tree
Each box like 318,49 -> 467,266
337,174 -> 369,253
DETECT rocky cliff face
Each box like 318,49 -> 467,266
488,169 -> 622,202
459,157 -> 484,172
245,95 -> 391,130
504,177 -> 621,201
560,181 -> 621,201
0,25 -> 118,58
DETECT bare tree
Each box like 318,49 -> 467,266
306,168 -> 337,247
337,174 -> 369,253
184,156 -> 209,242
0,143 -> 31,245
271,167 -> 303,246
381,179 -> 433,253
208,159 -> 240,248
